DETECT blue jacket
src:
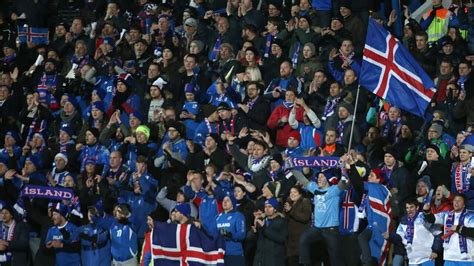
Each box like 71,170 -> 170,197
79,223 -> 111,266
109,221 -> 138,262
45,222 -> 81,266
216,210 -> 246,255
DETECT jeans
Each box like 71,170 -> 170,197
392,254 -> 405,266
409,260 -> 435,266
299,226 -> 343,266
112,257 -> 138,266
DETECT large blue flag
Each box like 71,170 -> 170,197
360,19 -> 436,117
151,222 -> 225,266
18,26 -> 49,44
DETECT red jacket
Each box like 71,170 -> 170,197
267,105 -> 304,147
430,193 -> 454,214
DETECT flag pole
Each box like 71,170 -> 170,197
347,85 -> 361,152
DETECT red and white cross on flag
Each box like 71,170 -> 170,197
152,223 -> 225,266
360,19 -> 436,117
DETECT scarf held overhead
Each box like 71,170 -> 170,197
20,185 -> 74,201
286,156 -> 340,168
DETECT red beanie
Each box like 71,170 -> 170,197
288,131 -> 301,143
371,168 -> 384,182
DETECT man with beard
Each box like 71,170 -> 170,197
264,60 -> 302,105
132,39 -> 152,77
45,202 -> 81,266
238,81 -> 271,131
33,58 -> 63,112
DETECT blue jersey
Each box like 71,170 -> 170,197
194,120 -> 218,146
209,94 -> 236,109
119,189 -> 156,239
79,223 -> 111,266
94,75 -> 115,107
0,146 -> 21,160
156,138 -> 188,165
109,222 -> 138,262
199,195 -> 220,237
80,143 -> 110,174
45,222 -> 81,266
215,210 -> 246,255
306,183 -> 342,228
284,146 -> 305,157
183,101 -> 201,140
297,125 -> 322,152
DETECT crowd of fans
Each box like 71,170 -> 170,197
0,0 -> 474,265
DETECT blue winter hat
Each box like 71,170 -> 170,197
84,158 -> 97,166
318,169 -> 339,185
60,124 -> 73,137
26,155 -> 43,170
91,101 -> 106,113
102,37 -> 115,48
174,203 -> 191,217
92,88 -> 106,100
5,131 -> 19,142
65,95 -> 80,110
129,111 -> 144,122
51,202 -> 69,218
224,194 -> 238,208
184,83 -> 197,94
265,198 -> 279,209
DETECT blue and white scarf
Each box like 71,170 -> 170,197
444,209 -> 468,255
405,212 -> 419,245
